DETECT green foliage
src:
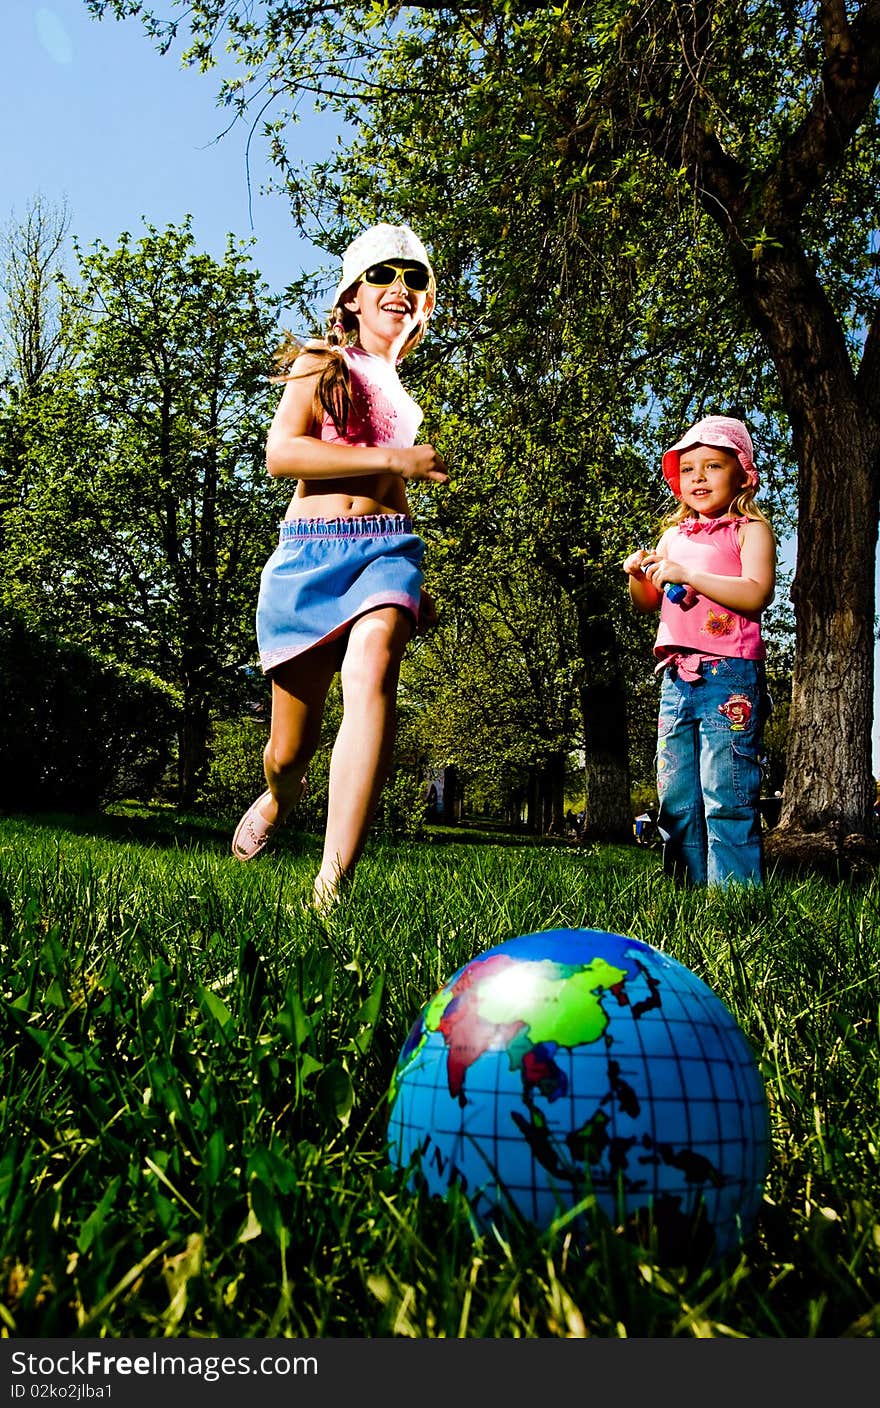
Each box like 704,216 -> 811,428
0,195 -> 72,390
0,608 -> 180,811
1,812 -> 879,1336
405,581 -> 578,819
0,218 -> 284,805
88,0 -> 880,845
196,677 -> 428,843
258,3 -> 808,836
762,593 -> 796,797
196,715 -> 269,820
373,770 -> 428,841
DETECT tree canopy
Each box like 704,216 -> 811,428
1,219 -> 283,803
85,3 -> 880,862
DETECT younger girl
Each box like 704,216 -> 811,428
623,416 -> 776,887
232,222 -> 448,910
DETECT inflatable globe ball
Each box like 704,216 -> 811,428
387,928 -> 769,1262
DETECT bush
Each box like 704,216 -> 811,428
374,770 -> 428,840
0,609 -> 180,812
198,711 -> 429,844
196,716 -> 268,820
197,714 -> 330,835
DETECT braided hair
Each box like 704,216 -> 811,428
270,278 -> 433,437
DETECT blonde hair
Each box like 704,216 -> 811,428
270,273 -> 435,436
661,485 -> 773,532
661,443 -> 774,535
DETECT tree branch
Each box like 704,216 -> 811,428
764,0 -> 880,224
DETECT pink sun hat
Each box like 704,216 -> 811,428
662,416 -> 758,497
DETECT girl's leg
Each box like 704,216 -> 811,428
697,659 -> 765,887
314,606 -> 412,905
232,639 -> 340,861
260,638 -> 342,827
656,672 -> 708,885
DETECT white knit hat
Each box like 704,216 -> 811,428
331,223 -> 434,308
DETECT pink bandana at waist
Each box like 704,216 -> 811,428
654,650 -> 709,682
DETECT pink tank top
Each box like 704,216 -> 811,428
653,517 -> 765,662
320,346 -> 423,449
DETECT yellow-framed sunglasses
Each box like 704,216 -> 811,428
359,262 -> 432,293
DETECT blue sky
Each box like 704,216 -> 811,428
3,0 -> 343,318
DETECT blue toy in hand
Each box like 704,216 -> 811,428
636,547 -> 697,609
664,581 -> 697,607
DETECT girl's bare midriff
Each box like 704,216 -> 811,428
285,472 -> 410,521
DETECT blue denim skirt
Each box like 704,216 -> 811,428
256,515 -> 425,674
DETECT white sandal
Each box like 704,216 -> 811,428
231,790 -> 278,861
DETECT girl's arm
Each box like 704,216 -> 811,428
265,353 -> 448,483
623,541 -> 665,614
644,519 -> 776,612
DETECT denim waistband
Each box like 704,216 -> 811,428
278,514 -> 414,539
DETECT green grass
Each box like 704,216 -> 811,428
1,810 -> 878,1337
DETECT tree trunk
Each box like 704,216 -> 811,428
443,764 -> 461,824
726,245 -> 880,872
576,607 -> 634,841
178,689 -> 211,809
539,749 -> 567,834
767,408 -> 879,874
524,766 -> 540,833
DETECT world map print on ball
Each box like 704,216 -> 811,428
387,928 -> 769,1263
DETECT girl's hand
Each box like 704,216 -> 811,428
623,548 -> 652,577
394,445 -> 449,483
645,556 -> 687,589
626,547 -> 663,614
416,588 -> 439,634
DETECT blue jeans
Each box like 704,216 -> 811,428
656,657 -> 768,888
